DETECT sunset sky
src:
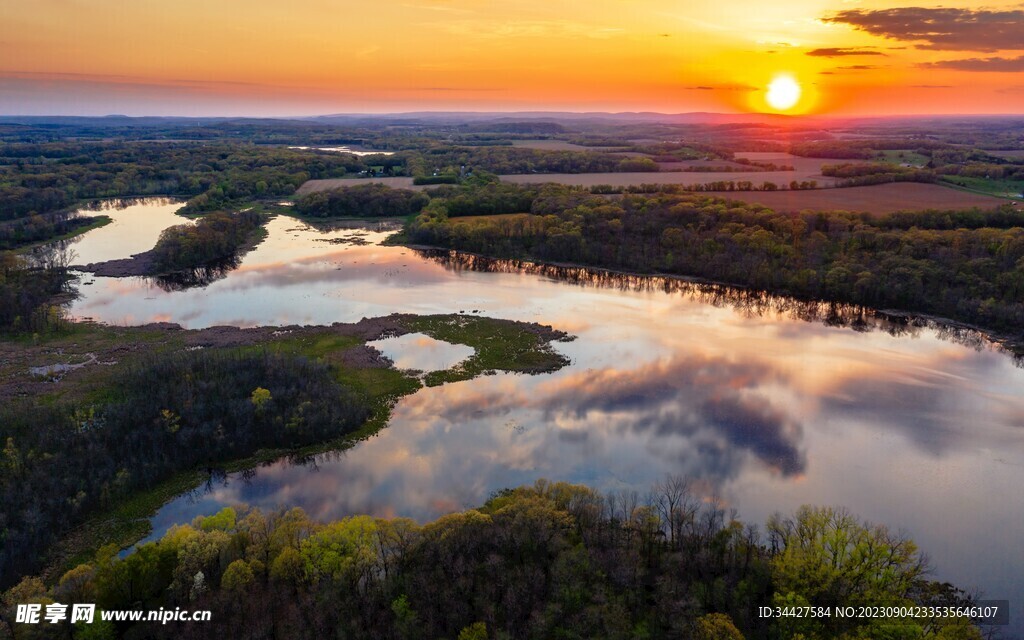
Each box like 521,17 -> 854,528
1,0 -> 1022,117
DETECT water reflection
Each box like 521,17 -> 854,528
151,256 -> 241,292
418,249 -> 1018,361
367,333 -> 474,372
59,202 -> 1024,634
66,198 -> 186,264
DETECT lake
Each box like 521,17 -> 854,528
64,199 -> 1024,633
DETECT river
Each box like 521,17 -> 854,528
62,199 -> 1024,633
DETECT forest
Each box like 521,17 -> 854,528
0,117 -> 1020,639
295,183 -> 429,218
0,142 -> 359,235
2,479 -> 984,640
407,188 -> 1024,335
0,246 -> 74,334
149,210 -> 265,274
0,348 -> 371,587
396,146 -> 660,177
0,210 -> 107,251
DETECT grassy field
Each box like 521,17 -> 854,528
875,149 -> 930,167
941,175 -> 1024,200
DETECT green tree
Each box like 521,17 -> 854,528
220,560 -> 255,592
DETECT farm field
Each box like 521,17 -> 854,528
733,151 -> 869,173
707,182 -> 1009,215
498,168 -> 837,187
509,139 -> 593,151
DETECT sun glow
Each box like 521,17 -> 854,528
766,75 -> 801,111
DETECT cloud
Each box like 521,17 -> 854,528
824,7 -> 1024,52
919,55 -> 1024,73
806,47 -> 884,57
908,84 -> 953,89
532,355 -> 807,478
685,84 -> 757,92
835,64 -> 882,70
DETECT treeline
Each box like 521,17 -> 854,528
588,179 -> 817,194
821,162 -> 938,186
0,247 -> 73,334
295,183 -> 429,218
789,140 -> 947,159
150,210 -> 265,273
0,211 -> 104,251
408,193 -> 1024,334
936,161 -> 1024,182
0,142 -> 359,223
400,146 -> 661,177
0,348 -> 371,586
3,479 -> 983,639
295,180 -> 543,220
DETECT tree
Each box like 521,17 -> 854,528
693,613 -> 745,640
221,560 -> 255,592
768,506 -> 928,637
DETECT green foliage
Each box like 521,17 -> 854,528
402,145 -> 660,178
295,183 -> 429,218
409,193 -> 1024,334
250,386 -> 271,409
412,174 -> 459,185
0,248 -> 73,334
0,141 -> 360,226
220,559 -> 255,592
768,506 -> 927,638
149,210 -> 265,274
199,507 -> 238,532
0,348 -> 369,586
5,480 -> 981,640
820,162 -> 937,186
694,613 -> 745,640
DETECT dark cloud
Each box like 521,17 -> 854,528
919,55 -> 1024,72
806,47 -> 885,57
535,356 -> 807,478
824,7 -> 1024,52
836,64 -> 882,71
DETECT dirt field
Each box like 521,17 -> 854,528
703,183 -> 1009,216
498,169 -> 840,188
296,169 -> 836,195
733,151 -> 867,175
510,140 -> 592,151
295,151 -> 871,197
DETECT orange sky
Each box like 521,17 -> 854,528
1,0 -> 1022,116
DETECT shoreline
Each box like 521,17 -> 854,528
401,241 -> 1024,356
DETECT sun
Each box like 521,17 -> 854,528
766,74 -> 801,111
